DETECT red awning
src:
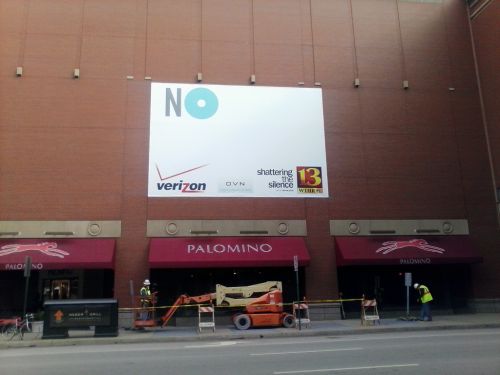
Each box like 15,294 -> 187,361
0,239 -> 115,271
335,236 -> 482,266
149,237 -> 310,268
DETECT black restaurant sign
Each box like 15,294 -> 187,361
49,303 -> 111,327
43,299 -> 118,338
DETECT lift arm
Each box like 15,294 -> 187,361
216,281 -> 282,306
161,292 -> 216,327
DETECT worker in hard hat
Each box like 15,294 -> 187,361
139,279 -> 152,320
414,283 -> 433,321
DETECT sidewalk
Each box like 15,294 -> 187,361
1,313 -> 499,350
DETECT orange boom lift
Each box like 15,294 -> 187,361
231,287 -> 295,330
136,281 -> 295,330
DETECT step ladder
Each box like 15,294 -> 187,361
198,304 -> 215,333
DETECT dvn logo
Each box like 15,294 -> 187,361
297,166 -> 323,194
165,87 -> 219,119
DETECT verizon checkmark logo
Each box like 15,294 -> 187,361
155,164 -> 208,181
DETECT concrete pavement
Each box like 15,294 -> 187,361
1,313 -> 499,349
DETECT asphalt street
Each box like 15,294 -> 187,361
1,328 -> 499,375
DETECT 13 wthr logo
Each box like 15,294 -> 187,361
296,167 -> 323,194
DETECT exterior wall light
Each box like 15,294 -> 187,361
87,223 -> 102,236
278,223 -> 289,235
165,222 -> 179,235
442,222 -> 454,234
348,222 -> 360,234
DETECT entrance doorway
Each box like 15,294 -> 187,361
150,267 -> 305,307
42,278 -> 78,301
337,264 -> 472,316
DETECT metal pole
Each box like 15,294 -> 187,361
293,255 -> 301,331
404,272 -> 412,318
129,280 -> 135,307
23,275 -> 30,319
22,256 -> 32,319
406,285 -> 409,317
295,267 -> 301,331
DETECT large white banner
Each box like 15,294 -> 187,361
148,83 -> 328,198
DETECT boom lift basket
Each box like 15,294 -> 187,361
133,292 -> 158,329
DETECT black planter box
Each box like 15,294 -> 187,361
42,299 -> 118,339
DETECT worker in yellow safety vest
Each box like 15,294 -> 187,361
139,279 -> 152,320
414,283 -> 433,321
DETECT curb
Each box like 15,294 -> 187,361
2,322 -> 499,350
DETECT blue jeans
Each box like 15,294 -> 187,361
420,302 -> 432,321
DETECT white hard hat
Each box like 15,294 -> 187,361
413,283 -> 419,289
143,279 -> 151,286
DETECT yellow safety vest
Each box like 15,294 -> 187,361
419,285 -> 433,303
140,287 -> 151,299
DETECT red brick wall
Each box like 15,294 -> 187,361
1,0 -> 499,303
472,1 -> 500,184
470,0 -> 500,297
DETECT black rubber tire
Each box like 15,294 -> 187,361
2,324 -> 16,336
282,314 -> 295,328
233,314 -> 251,330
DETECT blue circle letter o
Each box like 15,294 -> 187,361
185,88 -> 218,119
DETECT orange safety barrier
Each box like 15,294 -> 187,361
360,297 -> 380,325
198,304 -> 215,333
293,301 -> 311,328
